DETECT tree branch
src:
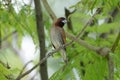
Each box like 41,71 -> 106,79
108,31 -> 120,80
105,6 -> 120,80
107,55 -> 114,80
65,8 -> 74,32
41,0 -> 57,21
111,31 -> 120,52
17,60 -> 33,77
34,0 -> 48,80
66,32 -> 110,56
105,7 -> 119,23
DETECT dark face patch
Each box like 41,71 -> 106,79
55,17 -> 66,27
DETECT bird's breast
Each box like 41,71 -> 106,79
50,27 -> 64,48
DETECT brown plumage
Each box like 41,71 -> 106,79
50,17 -> 68,64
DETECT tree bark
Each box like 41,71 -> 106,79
105,7 -> 119,23
65,8 -> 73,32
41,0 -> 57,21
34,0 -> 48,80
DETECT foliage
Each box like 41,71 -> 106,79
0,0 -> 120,80
0,62 -> 15,80
49,0 -> 120,80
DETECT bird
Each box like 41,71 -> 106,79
50,17 -> 68,64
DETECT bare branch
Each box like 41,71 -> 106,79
108,31 -> 120,80
18,60 -> 33,77
107,55 -> 114,80
105,6 -> 120,80
65,8 -> 74,31
34,0 -> 48,80
16,46 -> 62,80
105,7 -> 119,23
41,0 -> 57,20
111,31 -> 120,52
66,32 -> 110,56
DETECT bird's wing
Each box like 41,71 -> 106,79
50,26 -> 66,51
57,27 -> 66,50
59,28 -> 66,44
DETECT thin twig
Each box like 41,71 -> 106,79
41,0 -> 57,20
108,31 -> 120,80
107,55 -> 114,80
16,47 -> 62,80
111,31 -> 120,52
105,6 -> 120,80
1,30 -> 17,41
18,60 -> 33,76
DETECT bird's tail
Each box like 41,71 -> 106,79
60,49 -> 68,64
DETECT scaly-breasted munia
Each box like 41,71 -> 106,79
50,17 -> 68,64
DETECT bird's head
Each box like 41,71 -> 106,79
55,17 -> 67,27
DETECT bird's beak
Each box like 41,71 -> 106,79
62,20 -> 67,24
